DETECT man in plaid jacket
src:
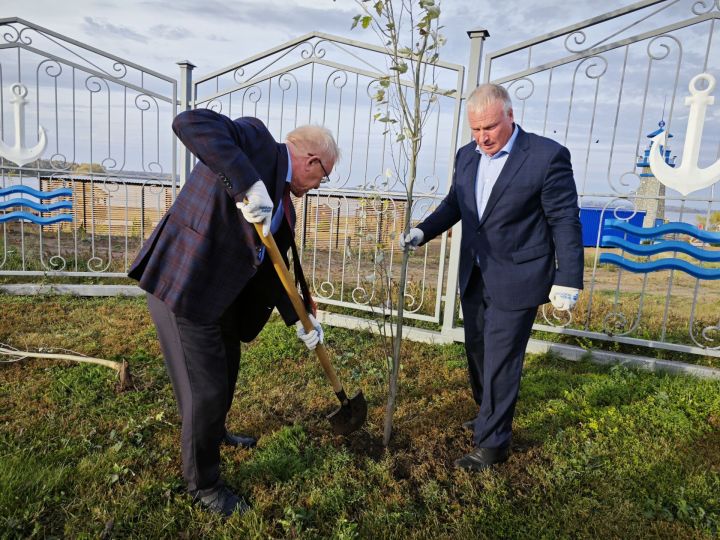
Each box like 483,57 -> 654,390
129,108 -> 338,517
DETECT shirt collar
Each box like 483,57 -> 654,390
285,146 -> 292,183
474,124 -> 518,159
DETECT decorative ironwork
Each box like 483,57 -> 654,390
0,83 -> 47,166
650,73 -> 720,195
0,17 -> 177,279
481,0 -> 720,356
191,32 -> 462,323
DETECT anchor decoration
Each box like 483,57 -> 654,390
649,73 -> 720,196
0,83 -> 47,167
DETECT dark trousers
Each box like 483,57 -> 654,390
147,293 -> 243,494
461,266 -> 537,449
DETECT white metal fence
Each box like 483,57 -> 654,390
2,3 -> 720,360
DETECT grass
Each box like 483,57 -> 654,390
1,295 -> 719,538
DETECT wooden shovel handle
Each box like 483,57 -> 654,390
251,222 -> 343,394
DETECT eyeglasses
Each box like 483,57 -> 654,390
309,154 -> 331,184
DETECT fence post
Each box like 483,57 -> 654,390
440,29 -> 489,341
177,60 -> 195,189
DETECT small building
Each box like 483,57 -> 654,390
634,120 -> 675,228
39,174 -> 174,238
579,206 -> 647,247
297,194 -> 409,250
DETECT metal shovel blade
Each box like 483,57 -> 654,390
327,390 -> 367,435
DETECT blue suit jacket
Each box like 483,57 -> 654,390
418,126 -> 584,311
129,109 -> 296,331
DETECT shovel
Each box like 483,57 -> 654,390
249,220 -> 367,435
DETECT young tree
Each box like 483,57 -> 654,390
341,0 -> 451,445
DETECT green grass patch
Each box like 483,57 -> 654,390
1,295 -> 719,538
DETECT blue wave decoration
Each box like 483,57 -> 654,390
1,185 -> 73,226
599,253 -> 720,280
606,219 -> 720,244
601,236 -> 720,262
0,198 -> 73,212
0,185 -> 72,199
0,211 -> 73,225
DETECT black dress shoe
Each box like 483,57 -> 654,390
194,486 -> 250,518
461,419 -> 475,432
223,431 -> 257,449
454,446 -> 510,472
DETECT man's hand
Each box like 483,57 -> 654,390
549,285 -> 580,311
295,314 -> 324,350
399,228 -> 424,251
237,180 -> 273,236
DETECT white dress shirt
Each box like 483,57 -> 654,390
475,125 -> 519,219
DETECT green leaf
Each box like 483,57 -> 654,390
361,15 -> 372,29
379,76 -> 391,88
390,61 -> 408,74
351,15 -> 361,30
425,5 -> 441,20
374,1 -> 383,16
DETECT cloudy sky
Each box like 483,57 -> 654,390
2,0 -> 717,209
2,0 -> 634,78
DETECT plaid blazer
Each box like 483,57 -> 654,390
129,109 -> 296,331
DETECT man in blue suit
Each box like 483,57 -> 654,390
400,84 -> 583,471
129,109 -> 338,516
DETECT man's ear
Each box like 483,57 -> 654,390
304,154 -> 316,172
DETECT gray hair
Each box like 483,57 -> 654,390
466,84 -> 513,115
285,125 -> 340,164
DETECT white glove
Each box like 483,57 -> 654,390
295,314 -> 324,350
236,180 -> 273,237
549,285 -> 580,311
399,228 -> 424,251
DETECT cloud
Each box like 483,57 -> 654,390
140,0 -> 351,34
149,24 -> 194,40
82,16 -> 148,43
207,35 -> 231,42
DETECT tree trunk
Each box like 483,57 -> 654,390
382,152 -> 417,446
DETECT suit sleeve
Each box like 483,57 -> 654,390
259,263 -> 300,327
274,284 -> 300,326
172,109 -> 267,203
541,145 -> 584,289
416,149 -> 463,243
